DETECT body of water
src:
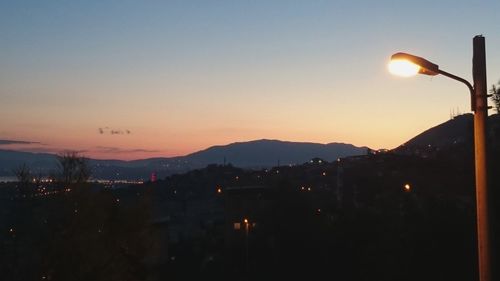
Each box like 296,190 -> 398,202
0,176 -> 18,183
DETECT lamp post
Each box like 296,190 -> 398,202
243,218 -> 250,274
388,35 -> 491,281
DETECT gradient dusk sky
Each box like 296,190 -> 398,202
1,0 -> 500,160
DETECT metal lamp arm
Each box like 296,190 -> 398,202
438,69 -> 475,111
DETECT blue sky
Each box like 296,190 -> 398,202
1,0 -> 499,159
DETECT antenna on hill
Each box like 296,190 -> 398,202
223,156 -> 226,166
450,107 -> 461,119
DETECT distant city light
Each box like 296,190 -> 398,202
404,183 -> 411,192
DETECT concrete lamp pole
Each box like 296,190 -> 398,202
388,35 -> 491,281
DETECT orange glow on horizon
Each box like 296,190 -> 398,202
1,112 -> 449,161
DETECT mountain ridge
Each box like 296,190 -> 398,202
0,139 -> 369,179
6,112 -> 496,180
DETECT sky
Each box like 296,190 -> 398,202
1,0 -> 500,160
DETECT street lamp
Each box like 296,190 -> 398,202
243,218 -> 251,274
388,52 -> 474,107
389,35 -> 491,281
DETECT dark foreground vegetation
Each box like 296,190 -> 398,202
1,139 -> 499,281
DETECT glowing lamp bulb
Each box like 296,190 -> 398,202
388,59 -> 420,77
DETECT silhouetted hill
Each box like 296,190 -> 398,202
4,113 -> 500,180
399,114 -> 474,149
0,150 -> 58,176
0,139 -> 368,179
184,139 -> 368,167
395,113 -> 500,155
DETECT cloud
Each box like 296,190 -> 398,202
0,139 -> 40,145
2,146 -> 87,155
98,127 -> 132,135
95,146 -> 160,154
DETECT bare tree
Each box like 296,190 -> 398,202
490,80 -> 500,114
12,163 -> 33,197
13,163 -> 31,183
57,152 -> 91,185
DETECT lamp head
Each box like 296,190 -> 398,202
389,52 -> 439,77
